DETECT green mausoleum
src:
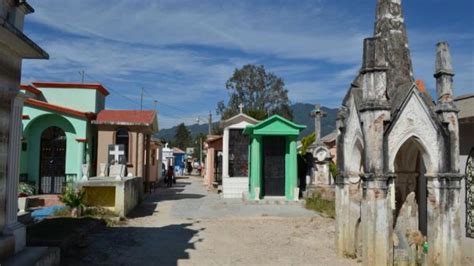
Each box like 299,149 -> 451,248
243,115 -> 305,200
20,82 -> 109,194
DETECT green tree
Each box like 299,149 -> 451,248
299,132 -> 316,155
192,133 -> 207,159
217,64 -> 293,120
174,123 -> 191,150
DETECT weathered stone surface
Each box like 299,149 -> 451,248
393,192 -> 420,265
336,1 -> 462,265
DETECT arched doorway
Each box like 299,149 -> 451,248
115,128 -> 129,164
393,137 -> 429,262
39,126 -> 66,194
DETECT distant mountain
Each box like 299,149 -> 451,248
155,103 -> 338,142
156,122 -> 215,143
291,103 -> 338,139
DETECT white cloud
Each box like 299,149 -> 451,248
22,0 -> 473,128
27,0 -> 364,63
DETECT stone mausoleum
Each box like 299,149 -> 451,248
335,0 -> 463,265
20,82 -> 108,194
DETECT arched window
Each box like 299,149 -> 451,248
115,128 -> 129,163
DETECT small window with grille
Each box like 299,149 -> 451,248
466,148 -> 474,238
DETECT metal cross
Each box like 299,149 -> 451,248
238,103 -> 244,113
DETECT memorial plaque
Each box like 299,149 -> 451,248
228,129 -> 249,177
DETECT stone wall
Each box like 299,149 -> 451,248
223,177 -> 248,199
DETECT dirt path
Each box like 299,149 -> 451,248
64,177 -> 358,266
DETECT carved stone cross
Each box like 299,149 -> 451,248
238,103 -> 244,114
310,104 -> 327,143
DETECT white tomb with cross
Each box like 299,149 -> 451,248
221,103 -> 260,198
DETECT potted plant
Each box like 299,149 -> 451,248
18,182 -> 35,212
59,185 -> 86,217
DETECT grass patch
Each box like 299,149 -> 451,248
83,207 -> 123,226
52,207 -> 72,217
51,206 -> 122,226
305,194 -> 336,218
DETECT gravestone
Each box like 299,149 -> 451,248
108,144 -> 126,164
109,164 -> 126,180
81,164 -> 89,181
99,163 -> 108,177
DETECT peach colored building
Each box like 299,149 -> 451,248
93,110 -> 159,191
321,130 -> 337,163
203,135 -> 223,189
148,139 -> 163,183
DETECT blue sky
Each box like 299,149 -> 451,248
22,0 -> 473,128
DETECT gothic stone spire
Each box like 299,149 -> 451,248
435,42 -> 457,111
374,0 -> 414,100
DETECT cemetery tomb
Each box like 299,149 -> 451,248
221,110 -> 259,198
20,82 -> 109,192
335,0 -> 463,264
203,135 -> 223,189
93,110 -> 159,186
244,115 -> 305,200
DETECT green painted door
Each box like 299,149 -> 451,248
262,136 -> 286,196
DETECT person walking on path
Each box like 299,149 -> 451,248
166,165 -> 175,187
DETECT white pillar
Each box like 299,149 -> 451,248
4,93 -> 26,253
77,141 -> 85,182
222,127 -> 229,178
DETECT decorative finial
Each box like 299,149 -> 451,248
435,42 -> 454,77
238,103 -> 244,114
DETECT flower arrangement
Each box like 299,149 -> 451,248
59,184 -> 86,217
18,182 -> 35,197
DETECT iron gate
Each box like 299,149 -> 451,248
39,127 -> 66,194
466,148 -> 474,238
263,136 -> 286,196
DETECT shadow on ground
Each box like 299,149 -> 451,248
63,223 -> 204,266
127,180 -> 205,219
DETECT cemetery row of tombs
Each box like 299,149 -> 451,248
7,1 -> 474,265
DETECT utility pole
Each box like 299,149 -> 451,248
196,117 -> 203,167
140,87 -> 144,110
208,111 -> 212,135
79,70 -> 85,83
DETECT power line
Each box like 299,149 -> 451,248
83,73 -> 190,120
